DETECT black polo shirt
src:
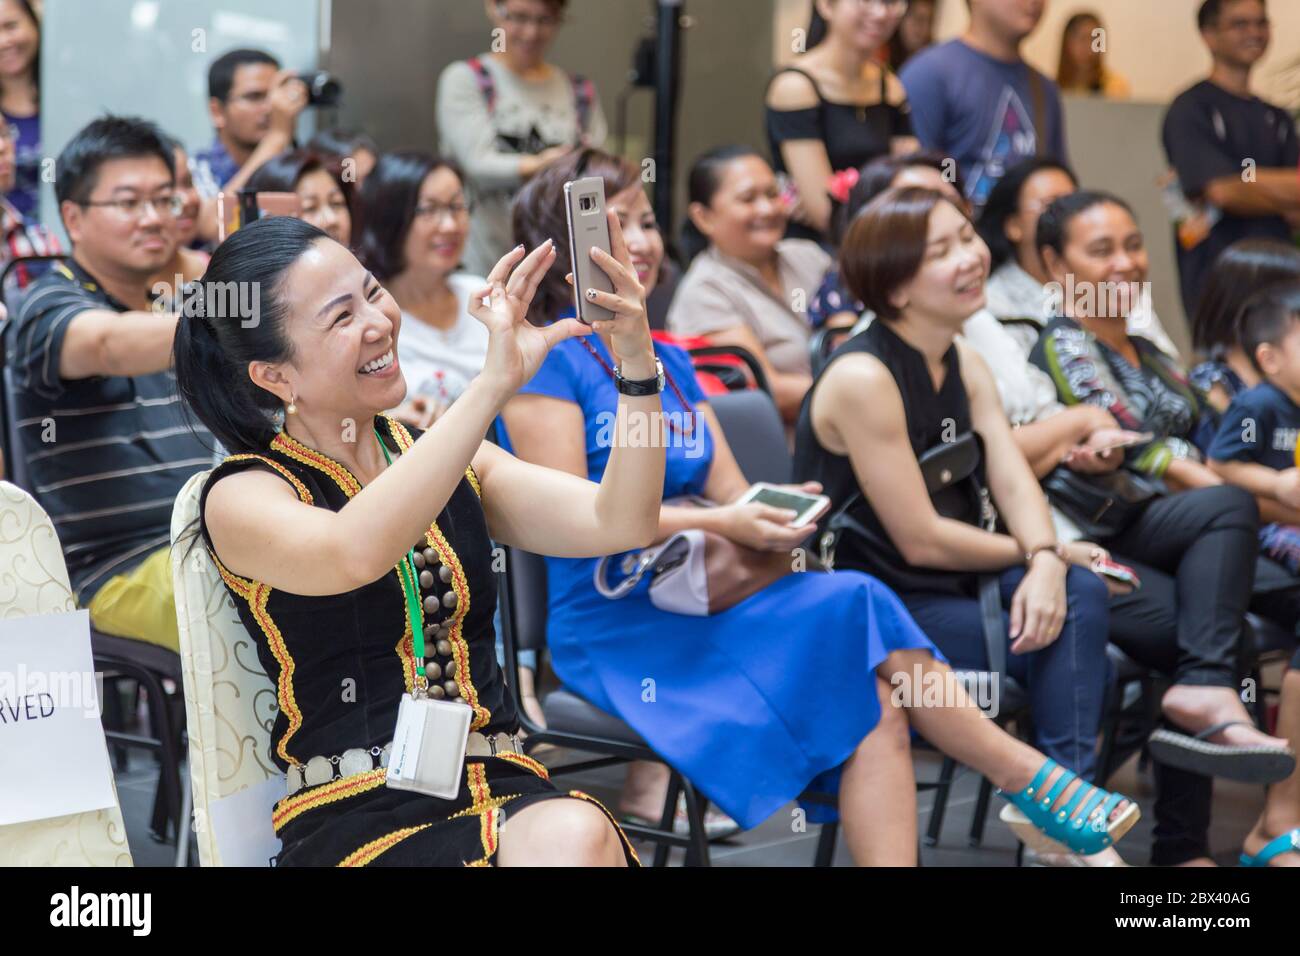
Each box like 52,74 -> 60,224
8,258 -> 211,602
1162,80 -> 1299,317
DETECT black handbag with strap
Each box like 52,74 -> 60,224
1041,466 -> 1161,541
819,431 -> 1007,676
819,432 -> 998,597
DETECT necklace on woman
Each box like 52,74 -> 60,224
577,336 -> 696,437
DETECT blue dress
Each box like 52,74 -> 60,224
497,332 -> 941,829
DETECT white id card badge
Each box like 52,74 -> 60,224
385,693 -> 473,800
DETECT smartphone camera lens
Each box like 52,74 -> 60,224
579,194 -> 595,213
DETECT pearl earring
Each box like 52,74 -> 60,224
286,397 -> 298,415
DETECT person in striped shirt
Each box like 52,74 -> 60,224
7,115 -> 210,652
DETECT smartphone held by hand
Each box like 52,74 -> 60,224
563,176 -> 615,325
1094,556 -> 1141,590
737,483 -> 831,528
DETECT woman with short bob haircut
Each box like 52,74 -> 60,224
794,187 -> 1137,862
173,212 -> 664,866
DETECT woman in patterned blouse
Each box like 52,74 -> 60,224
1029,190 -> 1297,822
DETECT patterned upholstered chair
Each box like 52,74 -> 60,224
170,471 -> 283,866
0,481 -> 133,866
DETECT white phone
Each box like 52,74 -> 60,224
737,483 -> 831,528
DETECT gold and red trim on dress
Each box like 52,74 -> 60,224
271,430 -> 362,497
567,789 -> 642,866
390,419 -> 491,729
337,822 -> 433,867
273,767 -> 388,832
494,751 -> 550,780
221,453 -> 314,505
210,554 -> 303,767
462,761 -> 498,866
465,807 -> 502,866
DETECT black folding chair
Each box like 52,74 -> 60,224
497,547 -> 716,866
686,343 -> 771,395
707,388 -> 792,484
809,324 -> 856,378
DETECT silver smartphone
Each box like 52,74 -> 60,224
563,176 -> 615,324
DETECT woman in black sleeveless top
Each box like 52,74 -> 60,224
795,188 -> 1125,861
173,215 -> 665,866
765,0 -> 916,242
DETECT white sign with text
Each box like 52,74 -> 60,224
0,610 -> 116,826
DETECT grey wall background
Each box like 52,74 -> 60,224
40,0 -> 324,230
327,0 -> 775,235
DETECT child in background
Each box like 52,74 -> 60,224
1207,284 -> 1300,572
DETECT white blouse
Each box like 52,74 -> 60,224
396,273 -> 490,406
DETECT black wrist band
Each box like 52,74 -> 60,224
614,358 -> 665,396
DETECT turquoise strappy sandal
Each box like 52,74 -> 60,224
1240,828 -> 1300,867
996,758 -> 1140,857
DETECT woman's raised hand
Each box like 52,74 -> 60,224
569,209 -> 655,368
470,240 -> 590,397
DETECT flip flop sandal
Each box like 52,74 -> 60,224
1147,721 -> 1296,784
1240,828 -> 1300,867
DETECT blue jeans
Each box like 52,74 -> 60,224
899,564 -> 1111,781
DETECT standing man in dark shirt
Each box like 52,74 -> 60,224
8,116 -> 211,651
1162,0 -> 1300,318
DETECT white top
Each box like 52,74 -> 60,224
984,261 -> 1181,360
396,273 -> 489,406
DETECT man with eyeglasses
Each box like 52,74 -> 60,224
7,115 -> 212,653
191,48 -> 309,245
1162,0 -> 1299,317
901,0 -> 1068,210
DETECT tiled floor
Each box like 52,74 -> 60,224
115,742 -> 1268,867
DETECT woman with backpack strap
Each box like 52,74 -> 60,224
436,0 -> 607,276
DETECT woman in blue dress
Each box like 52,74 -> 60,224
498,149 -> 1141,864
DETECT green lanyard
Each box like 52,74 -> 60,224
375,428 -> 428,690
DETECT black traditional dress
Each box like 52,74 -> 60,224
198,414 -> 638,866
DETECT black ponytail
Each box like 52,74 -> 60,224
173,216 -> 329,454
679,144 -> 763,265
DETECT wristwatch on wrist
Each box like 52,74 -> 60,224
1025,543 -> 1069,567
614,358 -> 665,396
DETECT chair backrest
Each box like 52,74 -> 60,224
707,388 -> 792,484
503,546 -> 550,653
170,470 -> 281,867
0,481 -> 133,865
809,326 -> 853,378
2,363 -> 28,490
686,343 -> 771,395
496,543 -> 552,735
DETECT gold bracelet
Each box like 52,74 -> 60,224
1025,543 -> 1069,567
